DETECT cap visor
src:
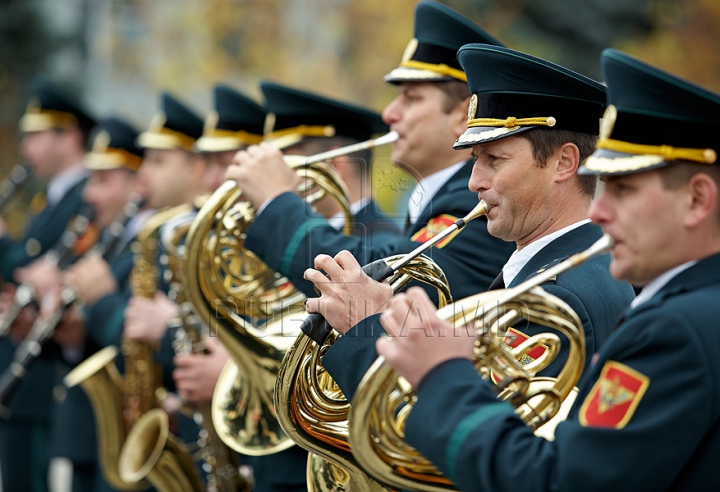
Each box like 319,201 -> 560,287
384,66 -> 455,84
453,125 -> 533,149
579,149 -> 668,176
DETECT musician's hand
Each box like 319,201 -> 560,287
7,305 -> 37,342
173,337 -> 230,403
14,258 -> 62,300
304,250 -> 393,335
124,292 -> 179,342
54,306 -> 86,349
64,255 -> 118,305
376,287 -> 474,388
224,143 -> 302,209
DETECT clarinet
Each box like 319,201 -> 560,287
90,195 -> 147,261
0,204 -> 96,337
0,163 -> 32,213
0,199 -> 145,417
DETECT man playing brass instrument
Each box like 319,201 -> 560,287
225,1 -> 516,403
374,49 -> 720,490
305,45 -> 635,401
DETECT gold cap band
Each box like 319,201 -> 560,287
597,138 -> 717,165
398,60 -> 467,82
467,116 -> 557,129
86,147 -> 143,171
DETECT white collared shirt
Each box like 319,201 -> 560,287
502,219 -> 591,287
120,208 -> 155,250
630,260 -> 697,309
327,197 -> 370,230
46,164 -> 89,207
407,161 -> 465,225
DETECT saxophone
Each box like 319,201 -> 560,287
64,205 -> 193,491
161,208 -> 249,492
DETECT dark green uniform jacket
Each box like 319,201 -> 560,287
405,252 -> 720,492
244,160 -> 515,301
323,222 -> 634,402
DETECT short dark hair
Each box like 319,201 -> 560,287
520,127 -> 598,197
292,136 -> 371,177
659,160 -> 720,190
435,80 -> 471,114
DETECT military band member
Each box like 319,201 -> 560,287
225,1 -> 516,403
306,45 -> 636,403
43,116 -> 148,492
226,2 -> 513,303
122,92 -> 208,350
0,81 -> 96,492
375,49 -> 720,491
176,81 -> 401,492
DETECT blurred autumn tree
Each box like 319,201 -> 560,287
2,0 -> 720,214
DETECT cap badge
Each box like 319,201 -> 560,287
468,94 -> 478,121
401,38 -> 419,63
599,105 -> 617,141
92,130 -> 111,154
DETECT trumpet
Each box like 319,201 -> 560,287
348,234 -> 614,491
273,201 -> 490,492
184,131 -> 398,457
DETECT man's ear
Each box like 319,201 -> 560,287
554,143 -> 580,183
452,97 -> 471,138
684,172 -> 718,228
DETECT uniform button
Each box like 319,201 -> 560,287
25,238 -> 41,257
53,384 -> 67,403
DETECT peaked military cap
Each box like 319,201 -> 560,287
261,80 -> 388,150
454,45 -> 606,149
384,1 -> 503,84
195,85 -> 266,153
19,80 -> 96,134
580,49 -> 720,176
86,117 -> 144,172
137,92 -> 204,151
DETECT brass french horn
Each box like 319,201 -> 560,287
274,202 -> 491,492
183,132 -> 399,456
347,234 -> 614,491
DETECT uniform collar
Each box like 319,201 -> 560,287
407,161 -> 465,225
327,197 -> 370,230
626,252 -> 720,317
630,260 -> 697,309
46,164 -> 88,207
503,219 -> 590,287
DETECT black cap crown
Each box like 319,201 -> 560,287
261,81 -> 388,150
138,92 -> 204,151
86,117 -> 144,172
454,45 -> 606,149
19,80 -> 96,135
195,85 -> 266,153
385,1 -> 503,84
580,49 -> 720,176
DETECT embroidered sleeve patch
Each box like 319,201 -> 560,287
579,360 -> 650,429
491,327 -> 548,383
411,214 -> 459,248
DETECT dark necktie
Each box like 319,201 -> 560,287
488,271 -> 505,291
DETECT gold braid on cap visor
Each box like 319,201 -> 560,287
203,128 -> 263,145
467,116 -> 557,129
399,60 -> 467,82
597,138 -> 717,164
